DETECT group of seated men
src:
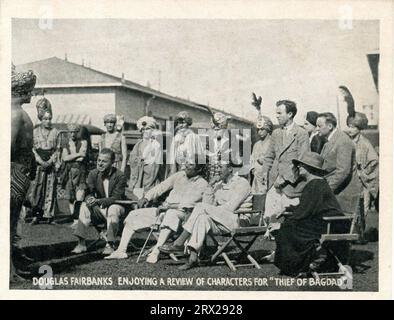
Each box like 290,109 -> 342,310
71,148 -> 252,270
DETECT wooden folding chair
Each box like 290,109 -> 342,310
312,204 -> 359,282
209,194 -> 267,271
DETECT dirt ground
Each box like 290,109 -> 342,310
10,210 -> 379,292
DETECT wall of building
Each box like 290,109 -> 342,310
115,87 -> 146,124
25,87 -> 116,130
115,87 -> 252,131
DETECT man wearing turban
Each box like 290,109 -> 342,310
346,112 -> 379,240
28,97 -> 60,224
251,115 -> 273,195
128,116 -> 162,197
10,65 -> 37,281
99,114 -> 127,173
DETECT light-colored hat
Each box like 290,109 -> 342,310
255,115 -> 273,134
292,152 -> 326,176
137,116 -> 157,131
175,111 -> 193,126
103,113 -> 117,123
211,112 -> 231,129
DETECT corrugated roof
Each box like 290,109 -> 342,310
16,57 -> 253,125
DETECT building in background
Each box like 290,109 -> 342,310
16,56 -> 253,149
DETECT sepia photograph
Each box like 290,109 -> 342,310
1,0 -> 392,299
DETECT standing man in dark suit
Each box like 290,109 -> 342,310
303,111 -> 326,154
71,148 -> 127,255
317,113 -> 362,215
261,100 -> 310,220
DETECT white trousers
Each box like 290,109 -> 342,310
124,208 -> 187,232
183,204 -> 230,253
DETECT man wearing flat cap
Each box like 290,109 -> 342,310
100,113 -> 127,173
303,111 -> 326,154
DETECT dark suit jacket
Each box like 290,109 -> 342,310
261,124 -> 310,198
86,167 -> 127,204
320,129 -> 362,212
310,134 -> 326,154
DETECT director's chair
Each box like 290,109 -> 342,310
312,196 -> 359,284
209,194 -> 268,271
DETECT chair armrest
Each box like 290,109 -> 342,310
234,209 -> 261,215
323,216 -> 354,221
113,200 -> 138,206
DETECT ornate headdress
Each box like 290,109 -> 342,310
255,115 -> 273,134
103,113 -> 117,124
36,97 -> 52,120
211,112 -> 231,129
11,64 -> 36,98
175,111 -> 193,127
137,116 -> 157,131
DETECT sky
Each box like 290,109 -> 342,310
12,19 -> 379,123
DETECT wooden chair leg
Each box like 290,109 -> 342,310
211,237 -> 233,262
222,252 -> 236,271
246,254 -> 261,269
169,253 -> 179,262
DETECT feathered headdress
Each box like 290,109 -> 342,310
339,85 -> 355,118
251,92 -> 263,120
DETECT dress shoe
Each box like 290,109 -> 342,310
159,243 -> 185,255
261,251 -> 275,263
146,250 -> 160,264
69,220 -> 79,230
102,244 -> 115,255
71,244 -> 87,254
178,260 -> 198,271
104,250 -> 128,260
30,217 -> 39,225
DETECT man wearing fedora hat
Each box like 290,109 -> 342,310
269,152 -> 345,276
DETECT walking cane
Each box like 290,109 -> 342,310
136,207 -> 163,263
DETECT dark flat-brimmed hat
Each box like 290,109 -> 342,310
306,111 -> 319,126
292,152 -> 326,175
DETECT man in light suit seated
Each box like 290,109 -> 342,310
160,161 -> 252,270
105,157 -> 208,263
